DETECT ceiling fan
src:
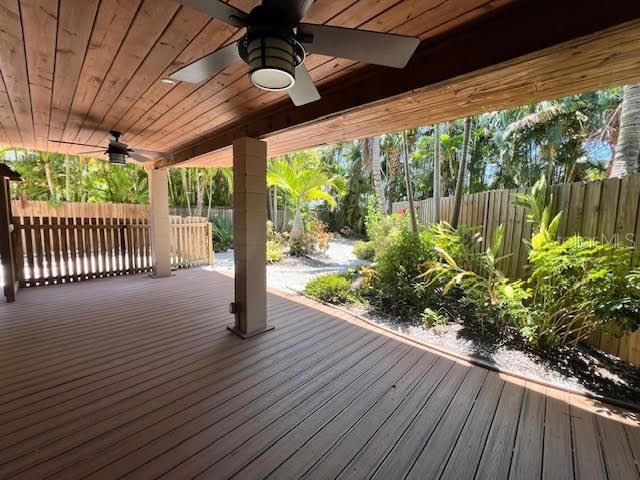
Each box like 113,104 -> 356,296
169,0 -> 421,106
50,131 -> 169,165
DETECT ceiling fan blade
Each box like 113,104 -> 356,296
262,0 -> 313,26
288,64 -> 320,106
128,152 -> 152,163
176,0 -> 249,28
77,150 -> 105,155
48,139 -> 105,149
129,148 -> 171,160
297,24 -> 420,68
169,41 -> 241,84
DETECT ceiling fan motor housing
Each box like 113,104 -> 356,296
239,21 -> 305,91
107,136 -> 129,165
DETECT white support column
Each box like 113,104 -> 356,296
228,137 -> 273,338
147,166 -> 172,278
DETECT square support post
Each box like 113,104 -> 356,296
228,137 -> 274,338
147,166 -> 172,278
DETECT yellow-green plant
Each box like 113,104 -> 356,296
513,176 -> 562,249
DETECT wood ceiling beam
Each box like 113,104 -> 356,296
159,0 -> 640,168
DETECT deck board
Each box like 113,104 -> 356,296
0,269 -> 638,480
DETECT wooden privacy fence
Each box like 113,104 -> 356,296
10,214 -> 213,288
393,173 -> 640,365
12,199 -> 148,219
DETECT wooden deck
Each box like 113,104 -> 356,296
0,269 -> 638,480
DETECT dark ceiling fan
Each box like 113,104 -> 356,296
169,0 -> 421,106
50,131 -> 170,165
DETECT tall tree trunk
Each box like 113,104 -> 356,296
195,170 -> 205,217
386,153 -> 394,215
402,130 -> 418,232
371,137 -> 385,214
65,156 -> 71,201
273,186 -> 278,231
290,204 -> 304,241
451,117 -> 472,229
44,163 -> 55,200
433,123 -> 442,223
168,170 -> 175,206
180,168 -> 191,216
610,83 -> 640,177
282,196 -> 288,232
206,175 -> 214,221
363,137 -> 386,215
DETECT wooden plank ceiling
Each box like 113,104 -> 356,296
0,0 -> 639,168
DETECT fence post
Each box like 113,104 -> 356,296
208,222 -> 214,265
0,177 -> 18,301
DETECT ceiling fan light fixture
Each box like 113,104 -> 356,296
246,35 -> 297,91
108,152 -> 127,165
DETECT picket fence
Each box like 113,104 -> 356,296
393,173 -> 640,365
9,201 -> 213,287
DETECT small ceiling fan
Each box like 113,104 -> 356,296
169,0 -> 421,106
50,131 -> 169,165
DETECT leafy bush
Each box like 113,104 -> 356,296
424,218 -> 640,347
306,215 -> 332,253
523,237 -> 640,346
212,216 -> 233,252
367,213 -> 410,257
429,222 -> 482,270
421,308 -> 449,328
364,196 -> 381,240
353,240 -> 375,260
371,227 -> 438,317
514,175 -> 562,248
266,239 -> 284,264
290,215 -> 332,256
422,224 -> 520,335
304,273 -> 357,304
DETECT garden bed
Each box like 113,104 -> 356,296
342,302 -> 640,409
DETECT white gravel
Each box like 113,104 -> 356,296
205,238 -> 367,293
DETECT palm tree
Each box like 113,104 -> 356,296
402,130 -> 418,232
362,137 -> 385,215
433,123 -> 442,223
610,83 -> 640,177
451,117 -> 472,228
267,151 -> 345,241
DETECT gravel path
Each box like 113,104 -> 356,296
205,238 -> 367,293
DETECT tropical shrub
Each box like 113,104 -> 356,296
523,237 -> 640,346
514,175 -> 562,248
304,273 -> 357,304
424,216 -> 640,347
212,216 -> 233,252
266,240 -> 284,263
353,240 -> 375,260
370,227 -> 438,317
367,213 -> 410,258
306,215 -> 332,253
290,216 -> 332,256
421,308 -> 449,328
422,224 -> 523,335
429,222 -> 482,271
364,196 -> 381,240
